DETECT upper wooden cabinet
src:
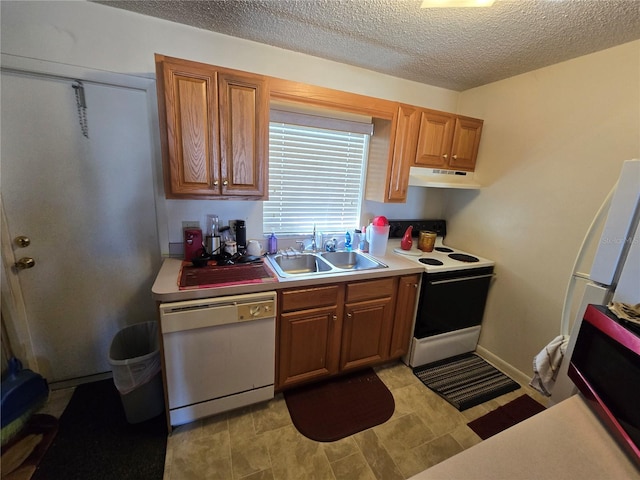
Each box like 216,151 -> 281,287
386,105 -> 421,202
366,105 -> 421,203
414,110 -> 483,172
155,55 -> 269,199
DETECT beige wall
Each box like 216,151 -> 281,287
447,41 -> 640,376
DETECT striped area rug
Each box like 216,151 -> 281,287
413,353 -> 520,411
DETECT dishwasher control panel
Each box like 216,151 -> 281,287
237,300 -> 276,321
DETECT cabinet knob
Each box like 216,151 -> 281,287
442,154 -> 448,159
452,154 -> 457,160
413,283 -> 418,288
347,313 -> 352,319
15,257 -> 35,270
213,180 -> 219,187
222,180 -> 229,186
14,236 -> 31,248
333,314 -> 337,322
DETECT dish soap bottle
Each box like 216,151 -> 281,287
345,231 -> 352,251
267,233 -> 278,254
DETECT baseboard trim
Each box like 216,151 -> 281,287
474,345 -> 533,388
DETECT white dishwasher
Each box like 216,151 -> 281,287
159,291 -> 276,427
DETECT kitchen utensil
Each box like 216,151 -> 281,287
235,220 -> 247,251
418,231 -> 436,252
236,255 -> 262,264
400,226 -> 413,250
219,226 -> 232,243
247,240 -> 264,256
366,224 -> 390,256
225,241 -> 237,255
205,214 -> 219,236
206,235 -> 221,255
184,228 -> 203,261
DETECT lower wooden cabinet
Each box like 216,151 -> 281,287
277,285 -> 342,388
389,274 -> 420,358
276,275 -> 418,390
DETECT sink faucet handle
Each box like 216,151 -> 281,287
311,224 -> 317,252
295,240 -> 305,252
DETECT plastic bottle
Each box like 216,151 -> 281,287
360,226 -> 369,252
267,233 -> 278,254
345,231 -> 352,251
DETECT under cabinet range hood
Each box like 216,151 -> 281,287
408,167 -> 481,190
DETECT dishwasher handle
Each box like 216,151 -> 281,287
161,303 -> 239,334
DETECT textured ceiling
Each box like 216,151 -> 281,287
97,0 -> 640,91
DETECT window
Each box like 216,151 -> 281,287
264,110 -> 372,236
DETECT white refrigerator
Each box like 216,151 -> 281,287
551,158 -> 640,404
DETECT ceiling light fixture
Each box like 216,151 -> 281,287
421,0 -> 495,7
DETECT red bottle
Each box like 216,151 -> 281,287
400,226 -> 413,250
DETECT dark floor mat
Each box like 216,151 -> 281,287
413,353 -> 520,411
32,379 -> 167,480
284,368 -> 395,442
467,394 -> 546,439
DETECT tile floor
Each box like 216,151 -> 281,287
162,361 -> 548,480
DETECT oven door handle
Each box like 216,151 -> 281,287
429,273 -> 494,285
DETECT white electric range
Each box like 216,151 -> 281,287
387,219 -> 496,367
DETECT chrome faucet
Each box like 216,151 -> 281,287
310,224 -> 317,252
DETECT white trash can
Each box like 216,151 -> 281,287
108,321 -> 164,424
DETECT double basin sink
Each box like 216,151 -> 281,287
266,250 -> 388,278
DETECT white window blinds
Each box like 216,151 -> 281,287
264,112 -> 371,235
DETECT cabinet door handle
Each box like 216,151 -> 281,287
333,314 -> 337,322
222,180 -> 229,186
442,154 -> 448,159
429,274 -> 494,285
213,180 -> 219,187
413,283 -> 418,288
452,154 -> 458,160
347,313 -> 352,319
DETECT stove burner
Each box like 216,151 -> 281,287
435,247 -> 454,253
449,253 -> 479,263
419,258 -> 444,266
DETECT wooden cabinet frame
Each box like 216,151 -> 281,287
414,110 -> 483,172
156,55 -> 484,203
275,275 -> 418,391
155,54 -> 268,199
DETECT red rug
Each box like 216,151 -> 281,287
284,368 -> 395,442
467,394 -> 546,440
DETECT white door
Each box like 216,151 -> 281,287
1,67 -> 161,385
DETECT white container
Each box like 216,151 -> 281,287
366,224 -> 390,256
246,240 -> 264,256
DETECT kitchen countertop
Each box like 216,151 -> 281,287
152,239 -> 424,302
409,393 -> 639,479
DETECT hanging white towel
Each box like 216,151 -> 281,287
529,335 -> 569,396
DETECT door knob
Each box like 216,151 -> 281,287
14,236 -> 31,248
15,257 -> 35,270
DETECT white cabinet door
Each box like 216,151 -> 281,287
1,68 -> 160,384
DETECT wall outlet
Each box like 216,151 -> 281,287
182,221 -> 200,231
